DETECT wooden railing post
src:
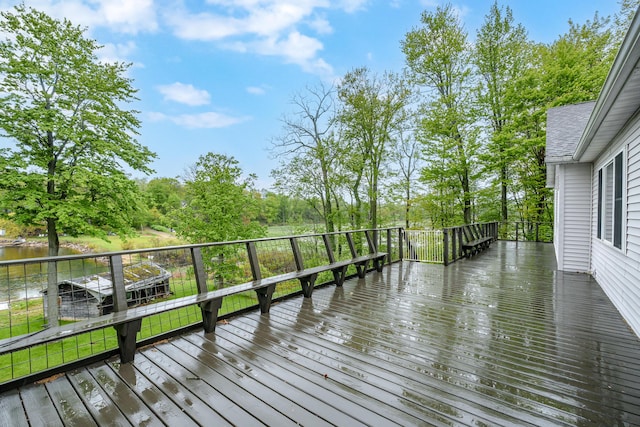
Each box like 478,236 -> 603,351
398,228 -> 404,261
191,248 -> 207,294
191,247 -> 222,333
323,234 -> 336,263
346,232 -> 358,257
111,255 -> 142,363
386,229 -> 392,264
365,230 -> 376,253
443,228 -> 449,266
46,260 -> 59,328
290,237 -> 305,270
246,241 -> 261,280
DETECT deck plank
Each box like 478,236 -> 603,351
45,377 -> 97,427
108,361 -> 198,427
19,382 -> 63,426
67,368 -> 132,426
1,242 -> 640,426
86,363 -> 166,427
0,389 -> 29,427
182,332 -> 407,427
133,352 -> 234,426
156,340 -> 304,427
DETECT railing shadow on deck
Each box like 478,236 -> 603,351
0,227 -> 402,388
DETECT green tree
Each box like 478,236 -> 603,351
142,177 -> 184,229
0,6 -> 155,324
402,4 -> 479,225
505,13 -> 615,227
175,153 -> 264,244
0,5 -> 155,255
271,83 -> 342,234
474,1 -> 528,223
337,67 -> 412,229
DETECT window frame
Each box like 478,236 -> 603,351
597,151 -> 624,250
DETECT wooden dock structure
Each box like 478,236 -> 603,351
1,241 -> 639,426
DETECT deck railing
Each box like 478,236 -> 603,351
442,222 -> 499,266
401,229 -> 445,263
0,227 -> 402,386
499,221 -> 553,243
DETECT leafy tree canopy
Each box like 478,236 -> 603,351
0,5 -> 156,256
175,153 -> 265,244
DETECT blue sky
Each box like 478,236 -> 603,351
1,0 -> 622,189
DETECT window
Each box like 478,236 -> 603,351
597,152 -> 624,249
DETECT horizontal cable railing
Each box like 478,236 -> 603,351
0,228 -> 401,386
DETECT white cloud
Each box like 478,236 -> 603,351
230,31 -> 334,77
246,86 -> 267,95
15,0 -> 158,34
163,0 -> 343,78
98,41 -> 139,65
156,83 -> 211,106
148,111 -> 250,129
307,15 -> 333,35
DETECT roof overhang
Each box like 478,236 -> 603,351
574,8 -> 640,162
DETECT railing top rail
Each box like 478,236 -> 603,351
0,227 -> 402,267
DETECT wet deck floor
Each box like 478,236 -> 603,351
1,241 -> 639,426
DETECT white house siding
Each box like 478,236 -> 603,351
559,163 -> 592,272
591,119 -> 640,337
628,134 -> 640,258
554,166 -> 563,267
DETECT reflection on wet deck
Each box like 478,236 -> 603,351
2,241 -> 639,426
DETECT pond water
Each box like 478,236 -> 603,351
0,245 -> 76,261
0,245 -> 85,306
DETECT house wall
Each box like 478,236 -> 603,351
591,117 -> 640,337
553,163 -> 592,272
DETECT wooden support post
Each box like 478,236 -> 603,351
372,256 -> 384,272
355,260 -> 369,278
443,228 -> 449,266
331,265 -> 348,286
290,237 -> 304,271
115,319 -> 142,363
255,284 -> 276,313
299,273 -> 318,298
201,298 -> 223,333
246,241 -> 261,280
365,230 -> 375,253
191,247 -> 208,294
398,229 -> 404,261
346,232 -> 358,257
386,229 -> 392,265
323,234 -> 336,263
111,255 -> 141,363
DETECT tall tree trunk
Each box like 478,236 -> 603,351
501,164 -> 508,222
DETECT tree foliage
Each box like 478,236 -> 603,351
337,67 -> 412,229
175,153 -> 265,244
271,83 -> 343,234
0,5 -> 155,257
402,4 -> 478,225
474,1 -> 529,222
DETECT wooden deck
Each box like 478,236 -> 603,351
2,241 -> 640,426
